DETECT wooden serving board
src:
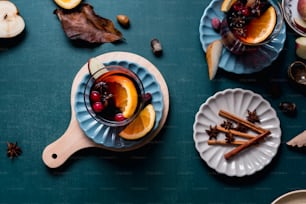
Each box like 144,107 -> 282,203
42,51 -> 169,168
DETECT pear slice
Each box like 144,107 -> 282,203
296,37 -> 306,60
0,1 -> 25,38
206,39 -> 223,80
287,130 -> 306,148
88,57 -> 106,79
294,17 -> 306,32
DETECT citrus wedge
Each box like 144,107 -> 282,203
105,75 -> 138,119
119,104 -> 156,140
239,6 -> 276,44
54,0 -> 82,9
221,0 -> 237,12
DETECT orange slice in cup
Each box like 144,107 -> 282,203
239,6 -> 277,44
221,0 -> 237,12
105,75 -> 138,119
119,104 -> 156,140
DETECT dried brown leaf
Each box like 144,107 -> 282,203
54,3 -> 123,44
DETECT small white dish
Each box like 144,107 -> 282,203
193,88 -> 281,177
272,189 -> 306,204
282,0 -> 306,37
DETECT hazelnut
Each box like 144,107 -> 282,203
116,14 -> 130,28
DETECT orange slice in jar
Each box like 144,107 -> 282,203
239,6 -> 277,44
221,0 -> 237,12
119,104 -> 156,140
105,75 -> 138,119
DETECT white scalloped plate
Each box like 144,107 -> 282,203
272,190 -> 306,204
282,0 -> 306,37
193,88 -> 281,177
75,60 -> 164,150
199,0 -> 286,74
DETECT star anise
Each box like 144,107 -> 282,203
247,109 -> 260,123
206,125 -> 219,140
7,142 -> 22,159
225,131 -> 235,143
221,120 -> 233,130
234,123 -> 249,133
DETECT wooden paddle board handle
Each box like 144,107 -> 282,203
42,117 -> 99,168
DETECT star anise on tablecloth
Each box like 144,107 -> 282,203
206,125 -> 219,140
7,142 -> 22,159
247,109 -> 260,123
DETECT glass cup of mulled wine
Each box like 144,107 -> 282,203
84,65 -> 145,127
220,0 -> 283,55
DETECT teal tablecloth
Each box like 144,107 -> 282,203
0,0 -> 305,203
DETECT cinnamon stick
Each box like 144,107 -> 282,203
216,126 -> 255,139
219,110 -> 266,134
208,140 -> 247,146
224,130 -> 271,160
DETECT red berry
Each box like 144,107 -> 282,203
233,2 -> 243,11
211,18 -> 221,32
144,93 -> 152,105
241,7 -> 250,16
92,102 -> 104,113
114,113 -> 125,121
90,91 -> 101,102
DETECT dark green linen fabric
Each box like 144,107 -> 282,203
0,0 -> 305,203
